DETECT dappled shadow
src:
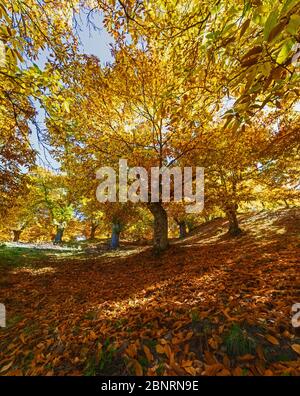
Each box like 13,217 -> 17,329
0,208 -> 299,375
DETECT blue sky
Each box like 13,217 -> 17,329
31,13 -> 114,170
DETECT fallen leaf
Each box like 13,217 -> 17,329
0,361 -> 13,373
156,344 -> 166,354
143,345 -> 153,362
291,344 -> 300,355
266,335 -> 279,345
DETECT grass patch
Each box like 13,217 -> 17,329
84,339 -> 121,376
224,324 -> 256,357
0,245 -> 80,268
7,314 -> 24,328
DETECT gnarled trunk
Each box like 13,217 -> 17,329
110,222 -> 121,249
148,202 -> 168,254
225,204 -> 242,236
54,227 -> 64,244
179,221 -> 187,239
12,229 -> 22,242
90,222 -> 98,240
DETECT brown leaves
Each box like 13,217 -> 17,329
128,358 -> 143,376
291,344 -> 300,355
266,335 -> 280,345
0,210 -> 299,376
143,345 -> 153,362
88,331 -> 98,341
155,344 -> 165,354
0,361 -> 13,373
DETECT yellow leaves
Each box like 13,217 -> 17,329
0,39 -> 5,68
287,14 -> 300,34
264,9 -> 279,41
291,344 -> 300,355
266,335 -> 279,345
276,38 -> 295,64
0,2 -> 10,23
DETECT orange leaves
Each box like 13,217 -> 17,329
183,365 -> 197,375
155,342 -> 175,365
88,331 -> 98,341
291,344 -> 300,355
232,367 -> 244,376
208,335 -> 221,350
130,359 -> 143,376
143,345 -> 153,362
237,354 -> 255,362
0,209 -> 299,377
222,308 -> 235,321
265,335 -> 279,345
19,334 -> 26,344
155,344 -> 165,354
204,351 -> 218,365
0,361 -> 14,373
125,342 -> 139,359
203,363 -> 225,376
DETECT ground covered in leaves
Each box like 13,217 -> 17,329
0,208 -> 299,376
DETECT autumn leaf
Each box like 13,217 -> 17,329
266,335 -> 279,345
156,344 -> 166,354
143,345 -> 153,362
88,331 -> 98,341
0,361 -> 13,373
291,344 -> 300,355
184,366 -> 197,375
131,359 -> 143,376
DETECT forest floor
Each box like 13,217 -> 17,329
0,208 -> 299,376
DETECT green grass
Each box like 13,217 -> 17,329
84,339 -> 118,376
190,308 -> 200,324
0,245 -> 80,268
224,324 -> 257,357
7,314 -> 24,328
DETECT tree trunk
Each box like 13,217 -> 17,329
226,204 -> 242,236
54,227 -> 64,244
110,222 -> 121,249
148,202 -> 169,254
12,230 -> 22,242
179,221 -> 187,239
90,222 -> 98,240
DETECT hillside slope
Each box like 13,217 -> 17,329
0,208 -> 299,375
